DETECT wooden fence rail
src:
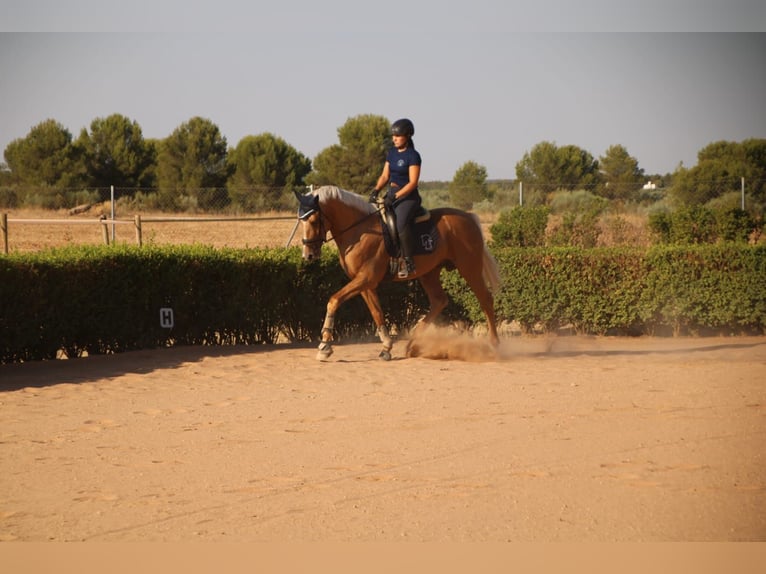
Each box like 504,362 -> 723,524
1,213 -> 297,254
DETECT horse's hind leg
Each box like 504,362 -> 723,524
406,267 -> 449,357
461,271 -> 499,348
360,289 -> 393,361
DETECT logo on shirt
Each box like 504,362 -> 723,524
397,159 -> 406,168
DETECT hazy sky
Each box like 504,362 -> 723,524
2,1 -> 765,181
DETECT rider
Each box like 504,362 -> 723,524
369,118 -> 422,278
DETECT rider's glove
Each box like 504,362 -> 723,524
368,189 -> 379,203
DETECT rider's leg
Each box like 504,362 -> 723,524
397,226 -> 416,278
394,197 -> 418,278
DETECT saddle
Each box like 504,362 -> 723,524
378,203 -> 439,276
381,204 -> 431,255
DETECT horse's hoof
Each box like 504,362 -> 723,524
406,341 -> 420,358
378,349 -> 392,361
316,342 -> 333,361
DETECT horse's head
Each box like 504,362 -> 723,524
295,191 -> 325,261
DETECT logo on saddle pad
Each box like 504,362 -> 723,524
381,213 -> 439,257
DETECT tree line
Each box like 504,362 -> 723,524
1,113 -> 764,214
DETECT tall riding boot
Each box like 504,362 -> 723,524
397,226 -> 416,278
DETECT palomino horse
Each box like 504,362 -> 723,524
296,185 -> 501,361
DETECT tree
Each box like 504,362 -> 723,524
449,161 -> 488,210
4,119 -> 81,188
307,114 -> 390,192
157,117 -> 230,210
77,113 -> 156,193
515,141 -> 559,192
669,139 -> 766,208
228,133 -> 311,211
597,144 -> 644,200
515,141 -> 600,193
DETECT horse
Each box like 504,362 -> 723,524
295,185 -> 501,361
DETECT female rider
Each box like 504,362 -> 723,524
369,118 -> 422,278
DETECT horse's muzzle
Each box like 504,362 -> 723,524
301,236 -> 323,261
301,242 -> 321,261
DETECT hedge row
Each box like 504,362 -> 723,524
1,243 -> 764,363
0,245 -> 424,363
444,244 -> 766,336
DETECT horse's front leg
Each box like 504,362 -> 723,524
316,311 -> 336,361
360,289 -> 393,361
316,275 -> 372,361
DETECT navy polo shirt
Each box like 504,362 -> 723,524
386,146 -> 422,191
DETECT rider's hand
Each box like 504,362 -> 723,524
368,189 -> 379,203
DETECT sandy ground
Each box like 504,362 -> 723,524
1,332 -> 765,542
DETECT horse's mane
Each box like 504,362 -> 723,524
312,185 -> 375,215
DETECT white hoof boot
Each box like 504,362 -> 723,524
316,341 -> 333,361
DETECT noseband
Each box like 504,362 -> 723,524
299,208 -> 328,247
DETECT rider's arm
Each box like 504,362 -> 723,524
373,162 -> 391,193
394,164 -> 421,200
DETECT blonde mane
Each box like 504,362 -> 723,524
312,185 -> 375,215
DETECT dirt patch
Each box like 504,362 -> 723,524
1,334 -> 764,541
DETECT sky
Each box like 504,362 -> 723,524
1,1 -> 765,182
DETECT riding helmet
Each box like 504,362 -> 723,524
391,118 -> 415,137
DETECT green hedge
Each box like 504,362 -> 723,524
443,244 -> 765,336
0,245 -> 424,363
647,206 -> 762,244
1,244 -> 764,363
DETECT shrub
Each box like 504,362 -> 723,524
649,206 -> 758,244
0,188 -> 19,209
491,247 -> 646,334
640,244 -> 766,335
714,208 -> 757,243
489,206 -> 550,247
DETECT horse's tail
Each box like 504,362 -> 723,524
469,213 -> 502,294
482,244 -> 502,295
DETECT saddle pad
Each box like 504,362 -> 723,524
381,217 -> 439,257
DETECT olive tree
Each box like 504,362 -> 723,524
228,133 -> 311,211
449,161 -> 488,210
307,114 -> 391,192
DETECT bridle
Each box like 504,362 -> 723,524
299,202 -> 383,248
299,207 -> 328,247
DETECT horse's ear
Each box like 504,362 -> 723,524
297,191 -> 319,220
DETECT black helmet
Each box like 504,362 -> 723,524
391,118 -> 414,137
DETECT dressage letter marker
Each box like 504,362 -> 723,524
160,308 -> 174,329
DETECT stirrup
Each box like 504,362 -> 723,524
397,258 -> 415,278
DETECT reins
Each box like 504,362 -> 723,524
301,203 -> 384,246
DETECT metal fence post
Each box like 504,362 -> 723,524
1,213 -> 8,254
741,177 -> 745,210
111,185 -> 116,242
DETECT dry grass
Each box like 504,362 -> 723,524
3,207 -> 657,253
2,207 -> 500,253
2,208 -> 301,252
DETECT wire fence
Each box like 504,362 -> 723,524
0,211 -> 303,254
0,185 -> 316,214
2,178 -> 764,253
